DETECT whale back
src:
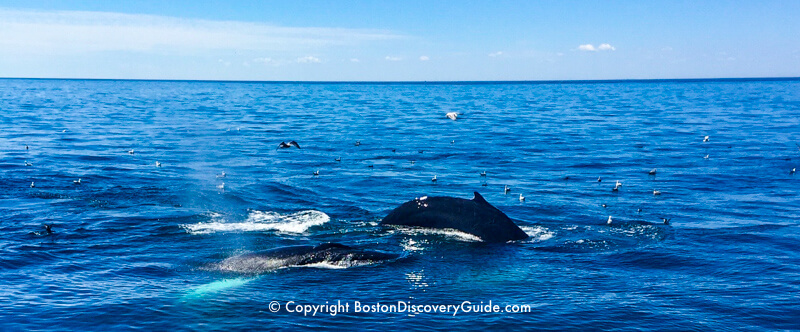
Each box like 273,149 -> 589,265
381,192 -> 528,242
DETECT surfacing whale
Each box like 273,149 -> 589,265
381,192 -> 528,242
214,243 -> 399,273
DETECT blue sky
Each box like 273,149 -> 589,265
1,0 -> 798,81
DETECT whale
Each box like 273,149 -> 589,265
381,192 -> 528,242
214,243 -> 400,273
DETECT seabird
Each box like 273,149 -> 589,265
597,177 -> 602,182
607,216 -> 613,225
355,141 -> 361,147
791,168 -> 796,174
481,183 -> 488,186
653,189 -> 662,195
73,178 -> 81,184
128,149 -> 134,154
277,141 -> 301,149
451,140 -> 455,144
25,145 -> 29,150
612,181 -> 621,191
480,171 -> 487,177
217,182 -> 225,190
335,157 -> 341,162
648,168 -> 657,175
368,165 -> 374,168
25,161 -> 32,167
446,112 -> 459,120
602,204 -> 607,208
313,170 -> 319,176
662,218 -> 671,225
44,224 -> 53,235
30,182 -> 35,188
418,150 -> 424,154
504,185 -> 510,194
704,154 -> 710,159
519,194 -> 525,202
637,208 -> 642,213
217,171 -> 226,178
391,149 -> 396,153
703,136 -> 709,142
155,161 -> 162,167
431,175 -> 437,183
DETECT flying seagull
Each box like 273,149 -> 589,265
277,141 -> 301,149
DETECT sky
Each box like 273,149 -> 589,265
0,0 -> 799,81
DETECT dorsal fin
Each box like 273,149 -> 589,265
472,192 -> 490,205
314,243 -> 351,251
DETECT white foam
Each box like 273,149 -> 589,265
400,238 -> 427,251
393,226 -> 483,242
520,225 -> 554,242
300,260 -> 376,269
212,254 -> 379,273
181,210 -> 330,235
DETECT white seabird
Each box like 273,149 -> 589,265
519,194 -> 525,202
653,189 -> 661,195
445,112 -> 459,120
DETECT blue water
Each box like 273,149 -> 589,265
2,78 -> 799,331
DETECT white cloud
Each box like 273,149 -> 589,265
385,56 -> 402,61
253,57 -> 274,64
296,56 -> 321,63
598,43 -> 616,51
489,51 -> 504,57
419,55 -> 429,61
218,59 -> 231,66
579,43 -> 615,52
0,9 -> 402,55
350,58 -> 360,62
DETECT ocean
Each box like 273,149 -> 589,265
1,78 -> 799,330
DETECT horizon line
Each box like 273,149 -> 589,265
1,76 -> 799,85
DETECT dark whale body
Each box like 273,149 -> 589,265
381,192 -> 528,242
216,243 -> 399,273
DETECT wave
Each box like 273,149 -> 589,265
181,210 -> 330,235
